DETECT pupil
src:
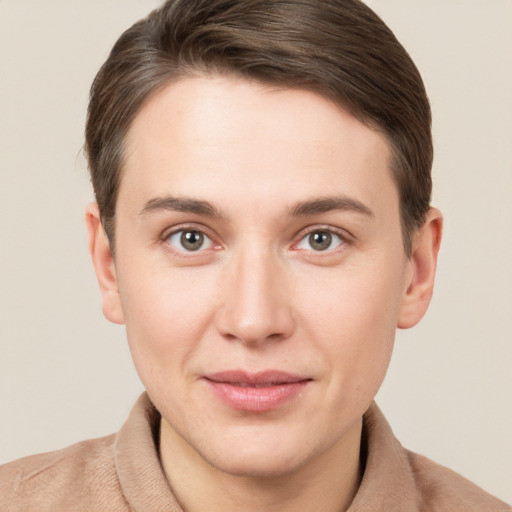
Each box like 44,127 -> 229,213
181,231 -> 203,251
310,231 -> 331,251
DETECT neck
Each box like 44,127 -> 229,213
159,418 -> 363,512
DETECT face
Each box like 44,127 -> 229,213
90,75 -> 434,477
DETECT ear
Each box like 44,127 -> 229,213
85,203 -> 125,325
398,207 -> 443,329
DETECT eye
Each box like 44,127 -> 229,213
167,229 -> 213,252
296,230 -> 344,252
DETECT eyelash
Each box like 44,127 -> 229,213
160,224 -> 351,257
161,224 -> 220,256
294,228 -> 347,253
292,224 -> 353,256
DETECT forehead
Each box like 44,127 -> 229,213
120,75 -> 397,217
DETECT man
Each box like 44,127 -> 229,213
0,0 -> 510,510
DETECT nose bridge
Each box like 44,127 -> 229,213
216,242 -> 294,344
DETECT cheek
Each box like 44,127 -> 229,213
298,259 -> 405,393
301,257 -> 404,335
117,264 -> 219,383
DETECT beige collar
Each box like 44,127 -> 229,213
114,393 -> 419,512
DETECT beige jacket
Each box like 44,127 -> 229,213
1,393 -> 510,511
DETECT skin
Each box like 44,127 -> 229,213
87,75 -> 442,512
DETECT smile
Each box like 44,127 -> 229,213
203,370 -> 312,412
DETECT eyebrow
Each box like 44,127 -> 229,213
289,196 -> 374,217
139,194 -> 373,219
139,196 -> 223,218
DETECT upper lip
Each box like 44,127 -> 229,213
204,370 -> 311,387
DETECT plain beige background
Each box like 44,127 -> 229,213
1,0 -> 511,504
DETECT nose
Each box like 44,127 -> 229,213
214,246 -> 295,345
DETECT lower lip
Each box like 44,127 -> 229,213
205,380 -> 310,412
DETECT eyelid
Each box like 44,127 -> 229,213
168,230 -> 213,251
292,225 -> 353,251
158,222 -> 352,255
160,223 -> 223,253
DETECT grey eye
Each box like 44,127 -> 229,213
168,230 -> 213,252
309,232 -> 332,251
297,230 -> 343,252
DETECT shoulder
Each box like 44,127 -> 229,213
0,434 -> 129,512
404,449 -> 511,512
359,403 -> 511,511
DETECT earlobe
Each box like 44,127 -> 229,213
398,207 -> 443,329
85,203 -> 125,325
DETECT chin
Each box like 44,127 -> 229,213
205,447 -> 307,479
194,426 -> 320,479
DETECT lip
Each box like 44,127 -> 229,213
203,370 -> 311,412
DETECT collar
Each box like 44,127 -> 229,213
114,393 -> 419,511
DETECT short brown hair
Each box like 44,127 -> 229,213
85,0 -> 432,255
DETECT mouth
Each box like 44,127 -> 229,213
203,370 -> 312,412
